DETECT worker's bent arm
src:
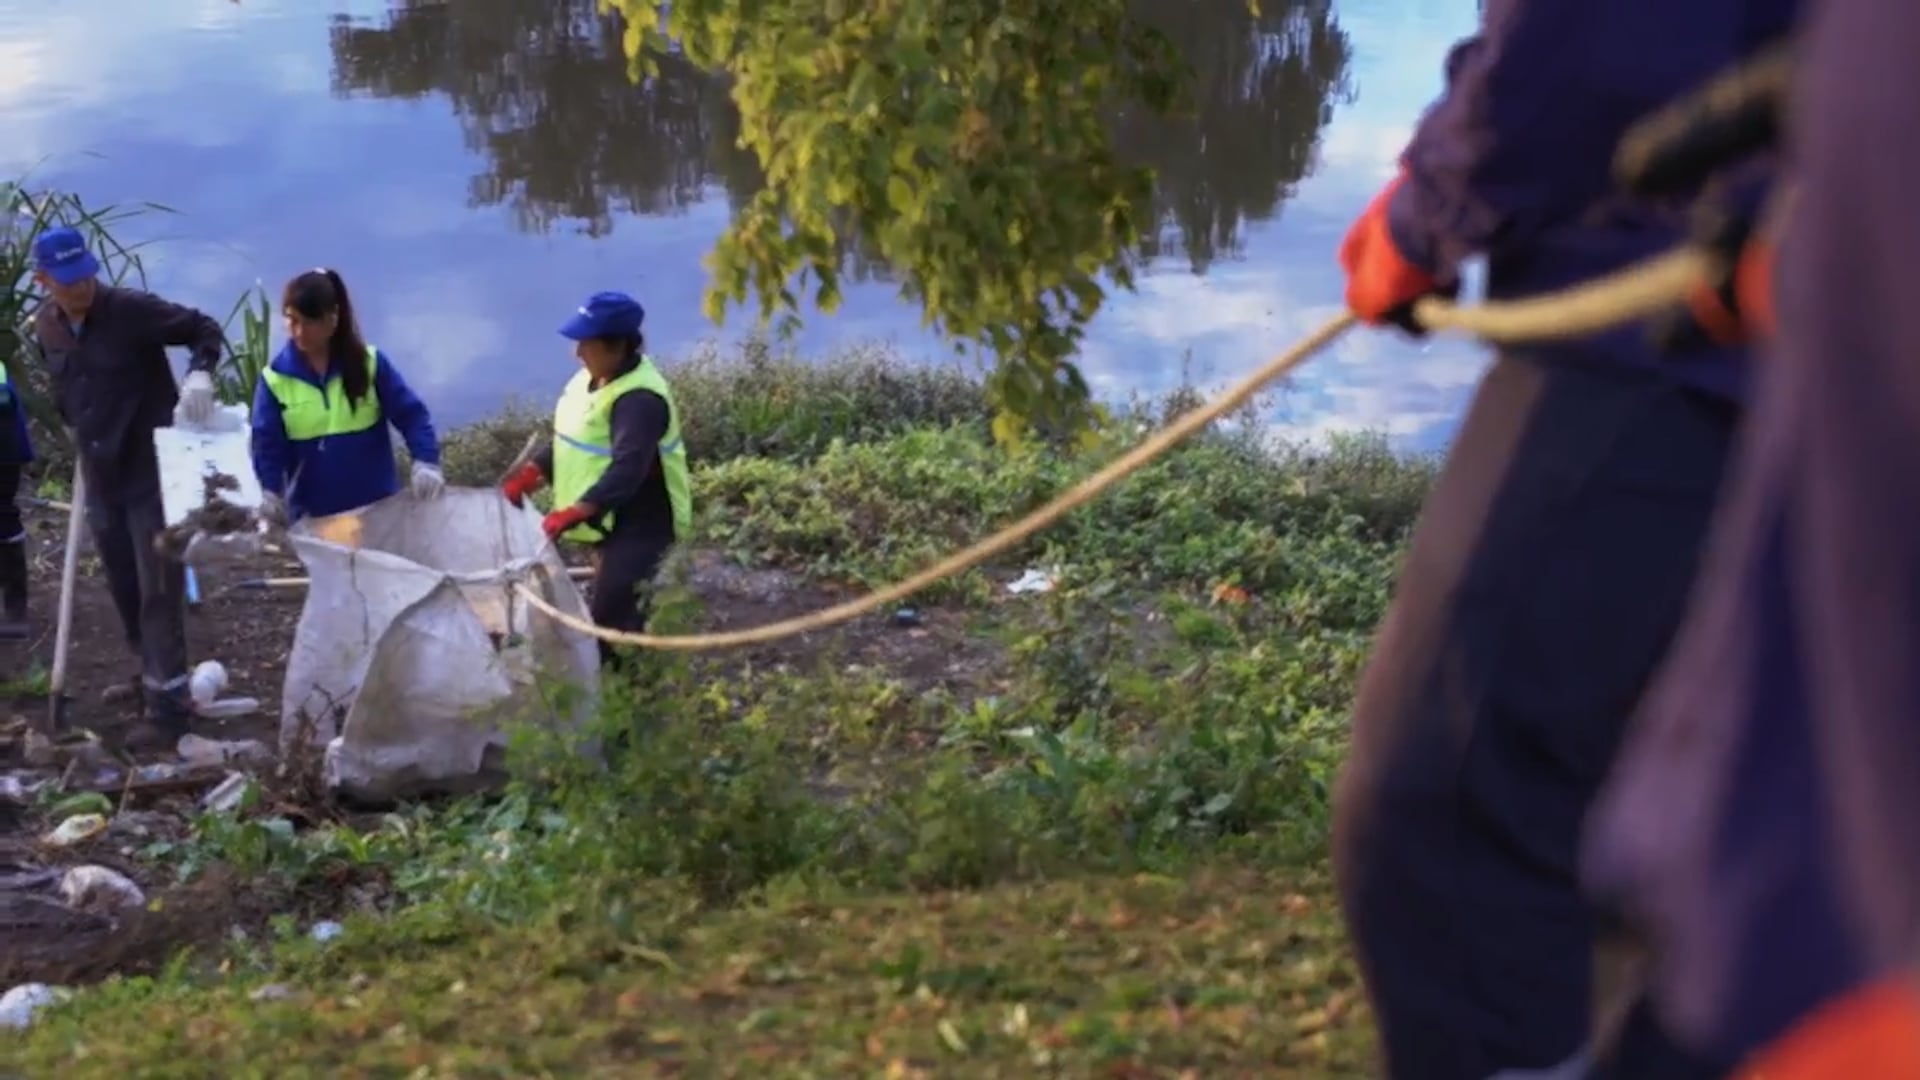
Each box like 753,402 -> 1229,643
119,289 -> 225,375
576,390 -> 667,511
248,376 -> 293,497
371,349 -> 441,467
1389,0 -> 1798,278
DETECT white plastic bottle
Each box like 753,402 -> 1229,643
188,660 -> 228,707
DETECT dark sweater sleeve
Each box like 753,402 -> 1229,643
118,289 -> 226,374
576,390 -> 667,511
1387,0 -> 1802,278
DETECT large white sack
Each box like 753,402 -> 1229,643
277,489 -> 601,802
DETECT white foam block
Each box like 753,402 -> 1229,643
155,403 -> 263,528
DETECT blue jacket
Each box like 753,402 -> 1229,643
1,397 -> 34,468
1388,0 -> 1800,401
249,342 -> 440,521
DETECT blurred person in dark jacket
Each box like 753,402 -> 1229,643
1584,2 -> 1920,1076
1329,2 -> 1801,1076
27,225 -> 223,751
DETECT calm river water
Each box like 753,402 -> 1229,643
0,0 -> 1486,449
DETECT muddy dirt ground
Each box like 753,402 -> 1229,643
0,505 -> 1018,991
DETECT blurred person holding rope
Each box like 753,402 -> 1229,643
1582,2 -> 1920,1075
1326,1 -> 1801,1076
498,291 -> 691,671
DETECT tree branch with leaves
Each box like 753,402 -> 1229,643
604,0 -> 1204,444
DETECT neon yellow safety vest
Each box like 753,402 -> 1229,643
261,345 -> 382,441
550,357 -> 692,545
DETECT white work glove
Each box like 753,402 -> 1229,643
257,491 -> 289,529
178,370 -> 217,428
410,462 -> 446,499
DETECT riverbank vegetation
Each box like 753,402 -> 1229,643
2,178 -> 1426,1073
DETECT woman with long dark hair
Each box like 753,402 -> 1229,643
250,267 -> 443,524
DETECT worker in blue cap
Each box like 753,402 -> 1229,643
498,291 -> 691,669
24,224 -> 225,750
1329,1 -> 1801,1076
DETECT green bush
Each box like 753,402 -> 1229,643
696,422 -> 1431,599
434,338 -> 994,487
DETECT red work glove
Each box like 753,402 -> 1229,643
500,462 -> 544,508
1734,979 -> 1920,1079
1684,239 -> 1776,346
541,504 -> 594,542
1338,172 -> 1440,331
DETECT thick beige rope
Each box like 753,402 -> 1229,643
512,246 -> 1716,651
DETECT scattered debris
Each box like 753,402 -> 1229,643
41,814 -> 108,848
1007,568 -> 1057,595
891,606 -> 923,628
249,982 -> 297,1003
0,865 -> 59,891
187,661 -> 228,707
154,471 -> 261,562
105,810 -> 175,841
200,772 -> 253,814
176,733 -> 272,769
58,866 -> 146,913
1210,582 -> 1251,606
0,982 -> 66,1030
309,920 -> 344,944
0,772 -> 43,806
194,697 -> 262,721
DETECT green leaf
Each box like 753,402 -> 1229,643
886,176 -> 913,215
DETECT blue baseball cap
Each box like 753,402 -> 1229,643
559,291 -> 645,340
32,226 -> 101,287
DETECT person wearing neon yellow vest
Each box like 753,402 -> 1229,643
499,291 -> 690,668
250,268 -> 444,525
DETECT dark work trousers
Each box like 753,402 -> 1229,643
587,529 -> 670,672
0,463 -> 23,543
1331,355 -> 1738,1080
85,481 -> 190,715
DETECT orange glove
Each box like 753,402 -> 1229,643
542,504 -> 594,542
1339,173 -> 1441,331
1684,239 -> 1777,346
500,462 -> 544,508
1735,979 -> 1920,1079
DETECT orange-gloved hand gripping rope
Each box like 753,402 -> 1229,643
1338,172 -> 1441,327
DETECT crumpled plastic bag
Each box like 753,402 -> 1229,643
0,983 -> 69,1029
59,864 -> 146,912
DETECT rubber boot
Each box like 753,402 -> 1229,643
122,686 -> 191,754
0,539 -> 29,641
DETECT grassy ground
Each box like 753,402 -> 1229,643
7,346 -> 1434,1077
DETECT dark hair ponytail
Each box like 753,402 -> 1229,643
283,268 -> 372,409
